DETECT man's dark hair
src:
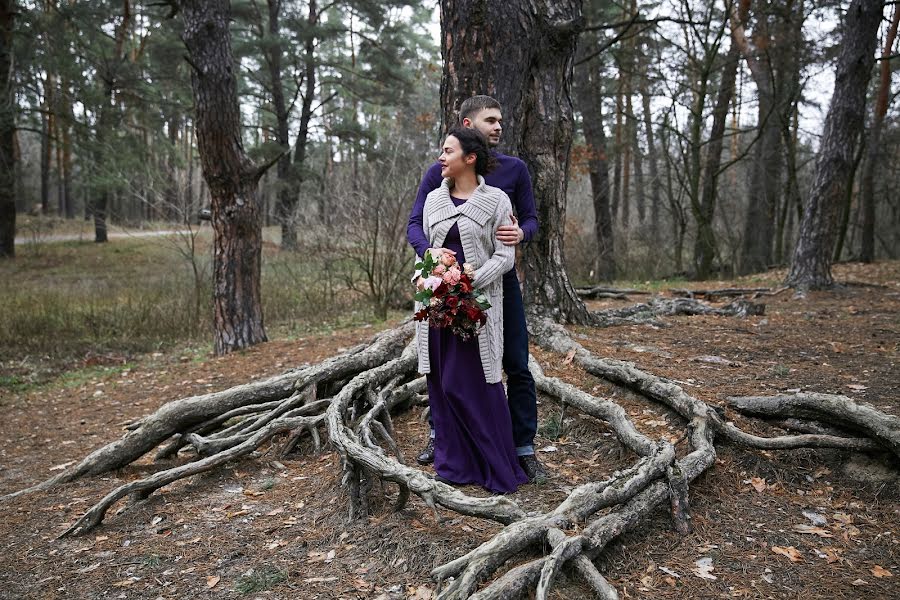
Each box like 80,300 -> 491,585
447,127 -> 498,176
458,95 -> 502,124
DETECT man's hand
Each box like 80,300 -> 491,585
427,247 -> 456,259
496,214 -> 524,246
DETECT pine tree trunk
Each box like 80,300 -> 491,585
786,0 -> 882,289
0,0 -> 14,258
440,0 -> 592,324
859,4 -> 899,263
182,0 -> 268,355
574,44 -> 614,281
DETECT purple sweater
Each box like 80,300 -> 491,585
406,153 -> 539,276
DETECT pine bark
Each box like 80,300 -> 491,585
0,0 -> 13,258
440,0 -> 592,324
182,0 -> 268,354
786,0 -> 883,289
858,4 -> 899,263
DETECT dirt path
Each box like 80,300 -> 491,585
0,262 -> 897,599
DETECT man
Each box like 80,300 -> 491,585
406,95 -> 548,483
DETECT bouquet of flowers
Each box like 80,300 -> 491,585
413,250 -> 491,341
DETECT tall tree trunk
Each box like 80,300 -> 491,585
612,79 -> 623,222
777,104 -> 801,263
858,3 -> 899,263
733,0 -> 791,274
574,42 -> 614,281
440,0 -> 591,324
693,41 -> 740,279
0,0 -> 14,258
833,140 -> 865,262
264,0 -> 296,250
786,0 -> 882,289
40,81 -> 51,216
628,92 -> 644,224
640,58 -> 660,239
182,0 -> 268,354
291,0 -> 317,232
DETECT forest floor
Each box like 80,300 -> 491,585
0,261 -> 897,600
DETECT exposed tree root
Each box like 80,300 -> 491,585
2,323 -> 415,501
589,297 -> 764,327
669,286 -> 789,299
576,286 -> 650,299
7,297 -> 895,598
727,393 -> 900,459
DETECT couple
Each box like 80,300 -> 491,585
407,96 -> 548,494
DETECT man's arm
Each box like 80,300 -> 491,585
495,159 -> 539,245
406,163 -> 444,258
513,161 -> 538,242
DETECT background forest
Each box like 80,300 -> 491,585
1,0 -> 899,357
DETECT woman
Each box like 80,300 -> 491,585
414,127 -> 528,493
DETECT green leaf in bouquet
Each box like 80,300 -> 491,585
414,289 -> 433,303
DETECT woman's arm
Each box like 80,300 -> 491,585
471,194 -> 515,289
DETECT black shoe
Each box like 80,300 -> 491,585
519,454 -> 548,484
416,438 -> 435,465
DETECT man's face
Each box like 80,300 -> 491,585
464,107 -> 503,147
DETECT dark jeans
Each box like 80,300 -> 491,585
502,269 -> 538,453
427,269 -> 538,454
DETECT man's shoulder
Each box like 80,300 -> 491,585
493,152 -> 527,170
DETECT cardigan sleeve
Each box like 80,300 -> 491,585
471,194 -> 515,289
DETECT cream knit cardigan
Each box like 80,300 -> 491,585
415,176 -> 515,384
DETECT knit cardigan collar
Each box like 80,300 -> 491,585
427,175 -> 500,227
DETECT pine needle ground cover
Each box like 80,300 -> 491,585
0,261 -> 897,599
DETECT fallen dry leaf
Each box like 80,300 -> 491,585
563,348 -> 577,365
407,585 -> 434,599
749,477 -> 767,493
792,524 -> 833,538
851,579 -> 868,586
692,557 -> 717,580
819,547 -> 843,564
832,513 -> 853,524
206,575 -> 220,588
871,565 -> 893,578
771,546 -> 803,562
303,576 -> 338,583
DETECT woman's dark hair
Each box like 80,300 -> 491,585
447,126 -> 498,176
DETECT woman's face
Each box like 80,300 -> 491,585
439,135 -> 475,179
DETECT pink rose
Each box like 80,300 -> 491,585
433,264 -> 447,276
424,276 -> 443,291
442,269 -> 461,285
440,252 -> 456,267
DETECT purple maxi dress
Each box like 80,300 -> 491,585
426,196 -> 528,494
